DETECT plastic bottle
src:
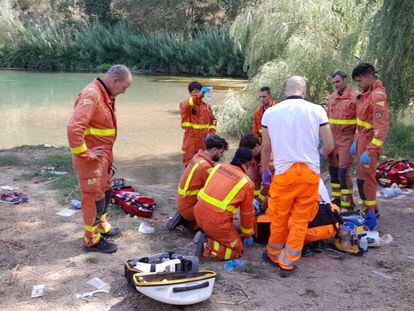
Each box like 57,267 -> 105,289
359,236 -> 368,253
379,184 -> 401,199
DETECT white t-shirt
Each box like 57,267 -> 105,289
261,97 -> 329,174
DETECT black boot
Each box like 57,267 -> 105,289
101,227 -> 122,238
311,241 -> 324,253
279,268 -> 294,278
166,211 -> 186,231
84,237 -> 118,254
301,244 -> 313,257
193,231 -> 206,258
262,250 -> 280,268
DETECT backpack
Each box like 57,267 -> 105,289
376,160 -> 414,188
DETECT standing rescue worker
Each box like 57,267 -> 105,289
261,76 -> 334,277
167,135 -> 228,231
180,81 -> 217,167
351,63 -> 389,216
193,148 -> 255,260
327,71 -> 357,210
253,87 -> 277,141
67,65 -> 132,253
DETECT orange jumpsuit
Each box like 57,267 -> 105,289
194,163 -> 255,260
253,100 -> 277,140
180,94 -> 217,166
67,78 -> 116,247
266,163 -> 319,270
355,80 -> 389,212
327,85 -> 357,210
177,150 -> 213,222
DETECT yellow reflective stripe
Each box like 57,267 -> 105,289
258,128 -> 263,133
331,183 -> 340,188
208,125 -> 217,130
178,189 -> 199,196
357,118 -> 373,129
198,190 -> 238,214
213,241 -> 220,251
372,138 -> 384,147
331,192 -> 341,197
364,200 -> 377,206
84,224 -> 98,232
100,213 -> 107,221
341,201 -> 351,207
329,118 -> 357,125
254,190 -> 260,196
341,189 -> 352,195
224,248 -> 232,260
178,162 -> 200,196
204,164 -> 221,187
71,143 -> 87,155
258,192 -> 265,200
189,97 -> 194,107
181,122 -> 210,129
241,226 -> 253,234
222,177 -> 248,208
84,128 -> 116,136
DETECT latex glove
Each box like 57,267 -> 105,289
360,152 -> 371,165
318,138 -> 323,150
243,236 -> 254,248
364,210 -> 377,230
200,86 -> 212,97
349,140 -> 356,156
205,133 -> 212,142
261,168 -> 272,186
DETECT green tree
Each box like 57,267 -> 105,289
368,0 -> 414,114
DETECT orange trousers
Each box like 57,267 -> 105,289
356,137 -> 379,212
77,156 -> 113,246
304,225 -> 337,242
266,163 -> 319,270
182,135 -> 206,167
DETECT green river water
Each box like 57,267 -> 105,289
0,70 -> 246,187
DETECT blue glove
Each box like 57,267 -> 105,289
349,140 -> 356,155
205,133 -> 212,142
243,236 -> 254,248
318,138 -> 323,150
200,86 -> 212,97
364,211 -> 377,230
262,168 -> 272,186
360,152 -> 371,165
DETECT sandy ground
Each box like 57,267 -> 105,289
0,148 -> 413,311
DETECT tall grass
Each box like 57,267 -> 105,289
0,20 -> 245,76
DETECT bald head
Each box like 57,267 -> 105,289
102,64 -> 132,97
285,76 -> 307,98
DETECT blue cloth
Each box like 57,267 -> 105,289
364,211 -> 377,230
349,140 -> 356,155
262,168 -> 272,186
205,133 -> 212,142
200,86 -> 212,97
360,152 -> 372,165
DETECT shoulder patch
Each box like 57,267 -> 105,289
375,112 -> 383,119
376,101 -> 385,107
83,98 -> 93,106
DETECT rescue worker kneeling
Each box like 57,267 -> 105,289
167,135 -> 229,231
193,148 -> 255,260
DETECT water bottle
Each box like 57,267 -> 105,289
359,236 -> 368,253
379,184 -> 401,199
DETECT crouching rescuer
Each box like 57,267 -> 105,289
193,148 -> 255,260
67,65 -> 132,253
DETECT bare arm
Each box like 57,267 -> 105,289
319,124 -> 334,156
261,128 -> 272,170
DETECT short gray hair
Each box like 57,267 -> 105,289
331,70 -> 348,79
107,64 -> 131,81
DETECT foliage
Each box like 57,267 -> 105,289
0,18 -> 245,76
218,0 -> 374,135
383,119 -> 414,159
368,0 -> 414,113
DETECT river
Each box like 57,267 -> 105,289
0,70 -> 246,188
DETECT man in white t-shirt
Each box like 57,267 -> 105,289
261,76 -> 334,277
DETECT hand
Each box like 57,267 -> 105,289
200,86 -> 212,97
205,133 -> 212,142
90,147 -> 104,160
360,152 -> 371,165
349,140 -> 356,156
243,236 -> 254,248
261,168 -> 272,186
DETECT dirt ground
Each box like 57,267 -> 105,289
0,147 -> 413,311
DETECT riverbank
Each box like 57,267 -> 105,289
0,146 -> 413,310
